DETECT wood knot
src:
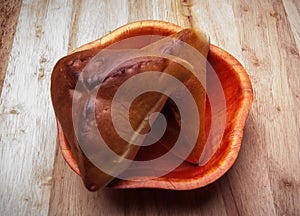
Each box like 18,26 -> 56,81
290,48 -> 299,56
40,56 -> 47,64
38,68 -> 45,79
270,11 -> 281,21
9,109 -> 19,114
280,178 -> 296,190
181,2 -> 191,17
282,179 -> 293,187
241,5 -> 249,12
35,25 -> 43,38
276,106 -> 281,112
252,59 -> 260,67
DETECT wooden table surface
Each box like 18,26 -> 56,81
0,0 -> 299,215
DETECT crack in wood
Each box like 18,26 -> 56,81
181,0 -> 194,28
222,175 -> 241,216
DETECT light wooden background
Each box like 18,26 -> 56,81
0,0 -> 299,215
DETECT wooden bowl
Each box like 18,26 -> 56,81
56,20 -> 253,190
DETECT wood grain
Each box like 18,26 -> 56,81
0,0 -> 22,96
0,0 -> 72,214
190,2 -> 249,215
231,0 -> 300,215
190,0 -> 244,64
0,0 -> 299,215
128,0 -> 190,27
282,0 -> 300,50
49,1 -> 129,215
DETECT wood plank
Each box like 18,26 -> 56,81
231,0 -> 300,215
191,0 -> 264,215
127,0 -> 190,27
121,182 -> 226,216
192,0 -> 300,214
49,0 -> 129,215
0,0 -> 22,96
49,0 -> 228,215
282,0 -> 300,50
68,0 -> 129,52
0,0 -> 72,214
222,114 -> 277,215
189,0 -> 244,64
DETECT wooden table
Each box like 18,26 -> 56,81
0,0 -> 299,215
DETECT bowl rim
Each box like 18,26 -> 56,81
55,20 -> 253,190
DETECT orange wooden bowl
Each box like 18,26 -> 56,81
56,20 -> 253,190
